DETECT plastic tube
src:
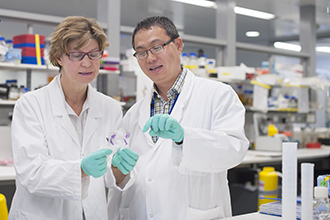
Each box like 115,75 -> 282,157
282,142 -> 297,220
301,163 -> 314,220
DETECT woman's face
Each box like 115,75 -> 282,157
57,38 -> 101,89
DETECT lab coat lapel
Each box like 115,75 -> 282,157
48,75 -> 81,148
138,90 -> 156,146
82,84 -> 102,151
169,70 -> 194,123
137,71 -> 195,148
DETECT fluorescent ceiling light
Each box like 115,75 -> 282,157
316,46 -> 330,53
172,0 -> 217,8
171,1 -> 276,20
245,31 -> 260,37
234,6 -> 275,20
273,42 -> 301,52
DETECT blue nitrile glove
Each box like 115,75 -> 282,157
81,148 -> 112,178
111,147 -> 139,175
142,114 -> 184,143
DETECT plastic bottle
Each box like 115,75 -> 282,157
0,37 -> 6,47
0,193 -> 8,220
313,186 -> 330,220
5,39 -> 13,49
258,167 -> 278,209
0,37 -> 8,62
196,54 -> 207,77
244,90 -> 253,107
8,85 -> 19,100
188,52 -> 198,72
19,85 -> 28,98
289,96 -> 298,109
181,53 -> 189,69
237,84 -> 245,104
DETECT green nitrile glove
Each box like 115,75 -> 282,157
111,147 -> 139,175
81,148 -> 112,178
143,114 -> 184,143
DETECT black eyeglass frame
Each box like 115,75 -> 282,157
66,50 -> 104,61
133,38 -> 176,60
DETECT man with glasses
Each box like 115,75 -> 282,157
108,16 -> 249,219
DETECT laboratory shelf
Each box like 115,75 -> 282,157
0,99 -> 16,106
0,62 -> 119,75
0,62 -> 46,70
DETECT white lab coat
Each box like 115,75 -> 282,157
109,69 -> 249,220
9,75 -> 134,220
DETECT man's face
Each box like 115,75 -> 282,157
133,26 -> 183,89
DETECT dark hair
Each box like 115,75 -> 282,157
132,16 -> 180,49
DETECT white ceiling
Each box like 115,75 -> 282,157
1,0 -> 330,67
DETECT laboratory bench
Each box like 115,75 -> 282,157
1,146 -> 330,215
229,146 -> 330,216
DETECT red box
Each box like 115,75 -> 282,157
13,34 -> 45,44
20,48 -> 44,57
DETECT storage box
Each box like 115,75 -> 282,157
216,66 -> 246,82
14,43 -> 45,48
21,56 -> 45,65
13,34 -> 45,44
20,47 -> 44,57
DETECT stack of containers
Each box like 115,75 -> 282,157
13,34 -> 45,65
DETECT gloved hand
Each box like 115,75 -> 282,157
142,114 -> 184,143
81,148 -> 112,178
112,147 -> 139,175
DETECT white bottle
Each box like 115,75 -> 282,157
0,37 -> 8,62
181,53 -> 189,69
313,186 -> 330,220
188,52 -> 198,72
196,54 -> 207,78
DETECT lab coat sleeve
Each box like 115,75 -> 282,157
173,83 -> 249,173
105,153 -> 137,191
11,95 -> 82,200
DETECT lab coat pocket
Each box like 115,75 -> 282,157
186,205 -> 223,220
119,207 -> 130,220
14,210 -> 54,220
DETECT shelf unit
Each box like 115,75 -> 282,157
0,62 -> 119,92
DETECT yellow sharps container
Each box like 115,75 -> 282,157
0,193 -> 8,220
258,167 -> 278,209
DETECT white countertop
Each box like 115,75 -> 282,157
240,145 -> 330,166
1,146 -> 329,182
223,212 -> 279,219
0,165 -> 15,181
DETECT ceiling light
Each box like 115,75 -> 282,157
273,42 -> 301,52
234,6 -> 275,20
316,46 -> 330,53
172,0 -> 217,9
246,31 -> 260,37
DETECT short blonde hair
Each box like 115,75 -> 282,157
49,16 -> 109,71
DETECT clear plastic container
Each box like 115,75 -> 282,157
188,52 -> 198,71
181,53 -> 189,69
5,39 -> 13,49
0,37 -> 8,62
8,85 -> 19,100
313,186 -> 330,220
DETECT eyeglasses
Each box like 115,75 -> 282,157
133,38 -> 175,60
67,50 -> 103,61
